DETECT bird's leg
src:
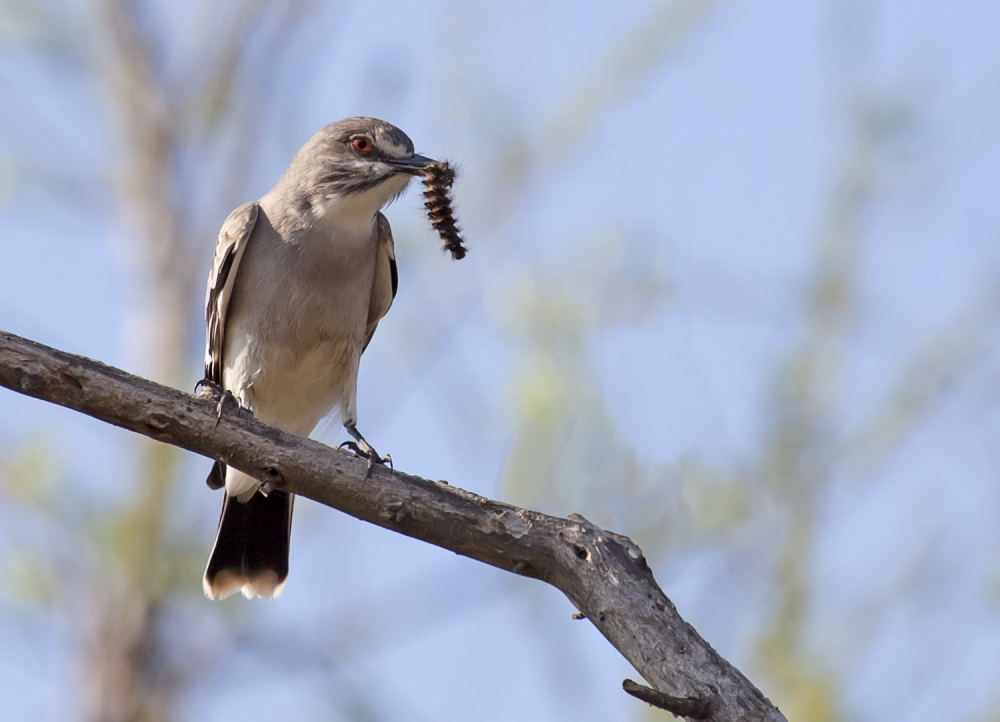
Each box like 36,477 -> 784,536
195,378 -> 249,427
341,424 -> 392,476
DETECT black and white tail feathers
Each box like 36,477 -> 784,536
203,465 -> 293,601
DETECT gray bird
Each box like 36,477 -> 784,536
201,117 -> 436,600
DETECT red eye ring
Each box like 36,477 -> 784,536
351,137 -> 371,153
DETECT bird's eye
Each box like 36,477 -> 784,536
351,137 -> 372,154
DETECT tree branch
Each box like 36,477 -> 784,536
0,328 -> 785,722
623,678 -> 716,718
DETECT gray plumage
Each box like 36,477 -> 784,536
202,117 -> 435,601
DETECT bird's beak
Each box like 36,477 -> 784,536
388,153 -> 436,174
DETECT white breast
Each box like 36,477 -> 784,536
222,209 -> 379,436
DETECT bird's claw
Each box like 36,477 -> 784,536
214,391 -> 242,428
339,441 -> 392,481
195,377 -> 223,398
339,440 -> 363,455
195,378 -> 247,427
339,440 -> 390,465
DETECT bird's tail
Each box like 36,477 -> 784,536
203,467 -> 294,601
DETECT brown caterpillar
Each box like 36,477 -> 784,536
421,161 -> 467,260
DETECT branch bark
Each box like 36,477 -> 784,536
0,328 -> 786,722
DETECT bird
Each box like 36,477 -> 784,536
200,117 -> 437,601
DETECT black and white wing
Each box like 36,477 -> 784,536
363,211 -> 398,352
204,202 -> 259,385
203,202 -> 258,491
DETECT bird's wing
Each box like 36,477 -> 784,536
363,211 -> 398,353
204,202 -> 260,384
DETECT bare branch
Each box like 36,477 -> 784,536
0,328 -> 786,722
623,679 -> 716,719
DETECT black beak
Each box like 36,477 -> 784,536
389,153 -> 436,174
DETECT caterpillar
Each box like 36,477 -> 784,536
421,162 -> 467,260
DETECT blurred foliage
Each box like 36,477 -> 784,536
1,438 -> 59,510
494,226 -> 754,552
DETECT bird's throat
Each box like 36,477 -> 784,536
310,173 -> 411,230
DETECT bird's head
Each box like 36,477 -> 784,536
286,117 -> 437,223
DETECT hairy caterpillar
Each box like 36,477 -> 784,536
421,162 -> 467,260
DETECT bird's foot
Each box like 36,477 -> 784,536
195,377 -> 223,398
339,440 -> 392,467
340,432 -> 392,482
195,378 -> 248,427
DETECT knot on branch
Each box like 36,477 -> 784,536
492,508 -> 530,538
647,591 -> 671,613
59,371 -> 83,391
379,500 -> 406,523
146,412 -> 171,434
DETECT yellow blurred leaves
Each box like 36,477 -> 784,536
511,354 -> 575,424
678,465 -> 748,539
492,226 -> 672,345
1,438 -> 59,510
0,439 -> 61,609
1,547 -> 55,608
